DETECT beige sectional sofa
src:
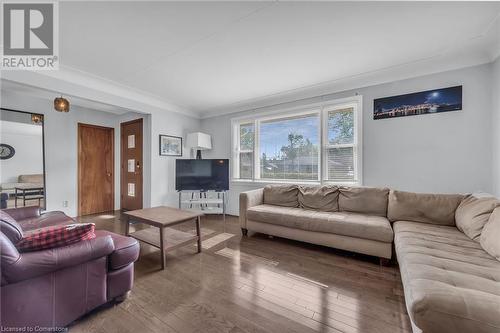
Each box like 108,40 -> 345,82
0,174 -> 44,195
240,185 -> 500,333
240,185 -> 393,262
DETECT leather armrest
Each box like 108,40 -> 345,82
95,230 -> 139,270
2,207 -> 41,221
2,235 -> 115,284
239,188 -> 264,228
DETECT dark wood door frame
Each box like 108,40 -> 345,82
78,123 -> 115,216
120,118 -> 143,211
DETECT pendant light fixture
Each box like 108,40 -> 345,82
54,96 -> 70,112
31,114 -> 44,124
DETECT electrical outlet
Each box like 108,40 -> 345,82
62,201 -> 68,208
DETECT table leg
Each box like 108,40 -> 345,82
159,226 -> 165,270
23,189 -> 26,207
15,188 -> 18,208
196,216 -> 202,253
124,215 -> 130,236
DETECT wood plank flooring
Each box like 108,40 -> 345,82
71,212 -> 411,333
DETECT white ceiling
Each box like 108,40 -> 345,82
4,2 -> 500,118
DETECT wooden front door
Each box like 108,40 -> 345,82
121,119 -> 143,210
78,124 -> 114,216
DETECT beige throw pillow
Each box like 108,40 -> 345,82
455,193 -> 500,242
263,185 -> 299,207
480,208 -> 500,261
298,186 -> 339,212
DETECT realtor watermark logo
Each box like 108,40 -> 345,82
1,1 -> 59,70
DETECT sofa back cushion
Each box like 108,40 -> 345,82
0,210 -> 23,243
18,174 -> 43,184
263,185 -> 299,207
455,193 -> 500,242
298,186 -> 339,212
338,186 -> 389,217
388,190 -> 464,225
480,207 -> 500,261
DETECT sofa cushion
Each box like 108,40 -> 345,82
16,223 -> 96,252
95,230 -> 140,270
456,193 -> 500,242
0,210 -> 23,243
0,183 -> 19,191
394,221 -> 500,333
18,174 -> 43,184
263,185 -> 299,207
246,204 -> 393,242
298,185 -> 339,212
338,186 -> 389,217
481,208 -> 500,261
388,190 -> 464,226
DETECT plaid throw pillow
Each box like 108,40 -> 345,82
16,223 -> 96,252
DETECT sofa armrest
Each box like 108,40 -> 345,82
2,235 -> 115,284
239,188 -> 264,228
95,230 -> 139,270
2,206 -> 41,221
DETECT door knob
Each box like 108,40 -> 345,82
106,172 -> 111,177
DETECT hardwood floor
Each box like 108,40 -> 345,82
71,212 -> 411,333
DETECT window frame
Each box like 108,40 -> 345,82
231,95 -> 362,185
257,109 -> 322,182
321,98 -> 363,185
233,121 -> 255,180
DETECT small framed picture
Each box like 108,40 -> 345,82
159,135 -> 182,156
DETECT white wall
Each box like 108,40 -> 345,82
2,63 -> 494,217
492,57 -> 500,196
149,111 -> 200,208
1,91 -> 129,216
1,90 -> 201,216
0,121 -> 43,184
201,63 -> 494,215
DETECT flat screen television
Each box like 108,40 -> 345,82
175,159 -> 229,191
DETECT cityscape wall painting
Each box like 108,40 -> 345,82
373,86 -> 462,120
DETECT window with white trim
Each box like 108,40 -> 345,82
324,105 -> 358,182
237,123 -> 254,179
232,96 -> 362,184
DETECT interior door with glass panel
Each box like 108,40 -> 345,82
121,118 -> 143,210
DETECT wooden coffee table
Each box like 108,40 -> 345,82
124,206 -> 203,270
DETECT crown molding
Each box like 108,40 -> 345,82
1,65 -> 201,119
199,49 -> 492,119
2,34 -> 496,121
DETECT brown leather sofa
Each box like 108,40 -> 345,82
0,207 -> 140,329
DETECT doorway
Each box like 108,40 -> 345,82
120,118 -> 143,210
0,108 -> 46,209
78,123 -> 114,216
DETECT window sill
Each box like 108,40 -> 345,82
230,179 -> 360,187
